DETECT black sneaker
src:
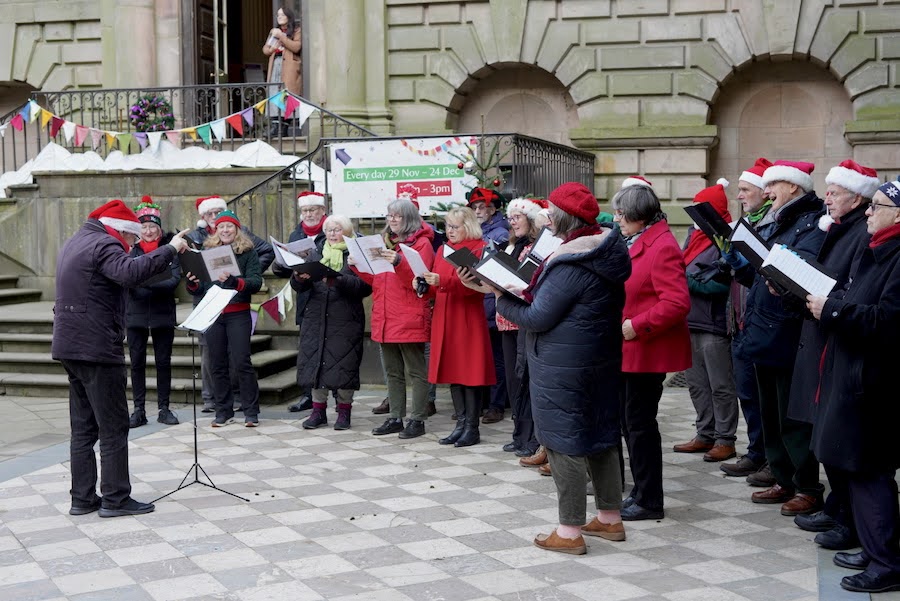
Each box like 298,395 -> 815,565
372,418 -> 403,436
69,496 -> 102,516
201,401 -> 215,413
157,408 -> 179,425
398,419 -> 425,439
129,409 -> 147,429
502,441 -> 519,452
98,498 -> 155,518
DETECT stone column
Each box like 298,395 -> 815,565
101,0 -> 157,88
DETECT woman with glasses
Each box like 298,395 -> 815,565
419,207 -> 495,447
294,215 -> 372,430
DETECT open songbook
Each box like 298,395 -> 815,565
178,286 -> 238,333
471,250 -> 532,300
760,244 -> 837,299
344,235 -> 396,275
729,218 -> 770,270
179,245 -> 239,283
270,236 -> 316,268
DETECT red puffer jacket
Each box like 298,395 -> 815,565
353,223 -> 435,344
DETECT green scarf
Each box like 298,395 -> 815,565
321,240 -> 347,271
747,199 -> 772,224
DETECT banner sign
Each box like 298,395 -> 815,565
329,137 -> 480,217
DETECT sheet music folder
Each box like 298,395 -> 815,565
684,203 -> 734,241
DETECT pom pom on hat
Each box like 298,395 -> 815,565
826,159 -> 880,199
818,214 -> 835,232
215,210 -> 241,229
621,175 -> 653,189
506,197 -> 547,222
89,199 -> 142,236
133,200 -> 162,227
297,191 -> 326,209
548,182 -> 600,223
762,160 -> 815,192
195,195 -> 227,228
739,157 -> 773,190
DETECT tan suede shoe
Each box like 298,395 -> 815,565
581,518 -> 626,541
533,530 -> 587,555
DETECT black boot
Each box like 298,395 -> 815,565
455,387 -> 481,447
129,408 -> 147,428
440,385 -> 466,445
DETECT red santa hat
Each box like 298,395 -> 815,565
297,191 -> 326,209
506,197 -> 548,222
621,175 -> 653,189
195,196 -> 227,228
739,157 -> 773,190
762,160 -> 815,192
693,178 -> 732,220
548,182 -> 600,223
89,199 -> 142,236
825,159 -> 880,199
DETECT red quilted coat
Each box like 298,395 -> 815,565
427,239 -> 497,386
353,224 -> 434,344
622,219 -> 692,373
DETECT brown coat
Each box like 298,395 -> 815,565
263,27 -> 302,96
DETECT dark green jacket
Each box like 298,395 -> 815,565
188,247 -> 262,304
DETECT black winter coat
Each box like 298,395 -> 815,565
684,242 -> 730,336
787,205 -> 870,424
738,191 -> 826,366
292,252 -> 372,390
52,220 -> 177,364
272,223 -> 327,325
126,233 -> 181,329
812,233 -> 900,472
497,226 -> 631,456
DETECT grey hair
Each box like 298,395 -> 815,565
611,185 -> 667,225
323,214 -> 353,236
548,204 -> 591,237
382,198 -> 421,240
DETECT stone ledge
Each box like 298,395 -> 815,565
571,125 -> 718,148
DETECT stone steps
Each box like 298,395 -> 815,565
0,288 -> 42,306
0,333 -> 273,356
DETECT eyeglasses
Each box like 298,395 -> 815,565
871,201 -> 900,211
508,214 -> 525,222
446,224 -> 462,230
325,227 -> 344,234
386,214 -> 402,221
203,209 -> 224,218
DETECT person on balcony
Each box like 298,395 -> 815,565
294,215 -> 372,431
273,191 -> 328,413
186,211 -> 263,428
263,5 -> 302,137
125,198 -> 181,429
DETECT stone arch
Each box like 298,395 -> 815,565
449,64 -> 579,145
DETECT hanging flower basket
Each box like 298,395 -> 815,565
129,94 -> 175,133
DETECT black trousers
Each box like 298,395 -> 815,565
62,359 -> 132,509
127,326 -> 175,411
205,311 -> 259,422
510,329 -> 538,452
500,330 -> 520,406
485,327 -> 508,411
848,469 -> 900,577
620,372 -> 665,512
824,464 -> 855,532
754,364 -> 822,495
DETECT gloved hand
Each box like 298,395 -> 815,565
720,243 -> 749,270
219,274 -> 239,289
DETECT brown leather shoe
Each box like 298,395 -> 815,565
538,463 -> 552,476
520,446 -> 548,467
581,518 -> 626,541
482,407 -> 504,424
372,397 -> 389,415
673,438 -> 714,453
533,530 -> 586,555
781,493 -> 823,517
751,483 -> 795,504
703,444 -> 737,462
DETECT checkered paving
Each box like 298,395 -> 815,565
0,390 -> 822,601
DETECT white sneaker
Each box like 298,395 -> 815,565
211,418 -> 236,428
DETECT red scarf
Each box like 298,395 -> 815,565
103,225 -> 130,252
522,224 -> 601,303
869,223 -> 900,248
138,239 -> 160,254
683,201 -> 733,265
301,215 -> 326,238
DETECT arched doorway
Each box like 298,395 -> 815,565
452,65 -> 579,146
710,62 -> 853,212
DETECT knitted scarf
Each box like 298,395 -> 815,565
747,199 -> 773,224
301,215 -> 326,238
320,240 -> 347,271
138,239 -> 160,255
869,223 -> 900,248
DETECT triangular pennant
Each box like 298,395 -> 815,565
196,124 -> 212,145
28,101 -> 41,123
50,116 -> 64,138
19,103 -> 31,122
210,119 -> 227,142
241,107 -> 254,128
276,281 -> 293,318
134,132 -> 148,149
148,131 -> 163,151
250,306 -> 259,335
284,95 -> 301,119
0,123 -> 6,138
40,109 -> 53,129
254,99 -> 268,114
165,131 -> 180,145
225,113 -> 243,136
260,296 -> 282,324
62,121 -> 76,142
10,114 -> 24,131
269,91 -> 286,111
182,127 -> 198,141
90,129 -> 103,149
117,133 -> 133,153
292,100 -> 317,129
75,125 -> 88,146
105,132 -> 117,148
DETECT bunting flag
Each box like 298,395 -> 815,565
148,131 -> 163,152
241,107 -> 254,128
28,101 -> 40,123
10,114 -> 24,131
117,133 -> 133,153
254,99 -> 268,114
196,123 -> 212,145
260,296 -> 281,324
105,132 -> 117,148
90,128 -> 103,149
164,131 -> 180,145
225,113 -> 243,136
269,91 -> 287,112
0,123 -> 6,138
40,109 -> 53,129
210,119 -> 227,142
133,132 -> 148,149
182,127 -> 198,141
249,305 -> 260,335
276,281 -> 293,320
74,125 -> 88,146
62,121 -> 76,142
19,103 -> 31,122
49,116 -> 65,138
284,95 -> 301,119
293,100 -> 316,129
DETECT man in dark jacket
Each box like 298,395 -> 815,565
806,180 -> 900,594
187,195 -> 274,413
787,160 -> 878,550
52,200 -> 190,518
468,187 -> 510,423
733,160 -> 826,517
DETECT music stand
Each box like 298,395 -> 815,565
153,288 -> 248,503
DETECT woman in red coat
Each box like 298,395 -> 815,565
420,207 -> 496,447
613,182 -> 691,522
352,198 -> 434,439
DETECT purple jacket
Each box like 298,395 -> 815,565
481,212 -> 510,326
52,220 -> 177,364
